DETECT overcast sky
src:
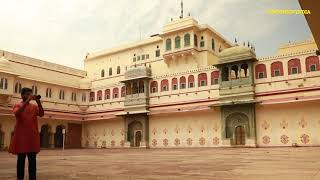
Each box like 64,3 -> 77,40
0,0 -> 311,69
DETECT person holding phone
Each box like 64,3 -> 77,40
9,87 -> 44,180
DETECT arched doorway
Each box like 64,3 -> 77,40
235,126 -> 245,145
127,121 -> 142,147
225,112 -> 249,145
54,125 -> 64,148
40,124 -> 50,148
134,131 -> 142,147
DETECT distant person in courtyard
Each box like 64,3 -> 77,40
9,87 -> 44,180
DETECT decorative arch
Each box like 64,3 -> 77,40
240,63 -> 249,78
113,88 -> 119,98
150,81 -> 158,93
89,92 -> 95,102
166,39 -> 172,51
175,36 -> 181,48
105,89 -> 110,100
188,75 -> 195,88
288,58 -> 301,75
97,90 -> 102,101
225,112 -> 250,143
255,64 -> 267,79
198,73 -> 207,87
180,76 -> 186,89
184,33 -> 190,46
271,61 -> 284,77
172,78 -> 178,90
211,71 -> 219,85
138,80 -> 144,93
305,56 -> 319,72
40,124 -> 51,148
127,121 -> 143,147
161,79 -> 169,92
54,125 -> 65,148
121,86 -> 126,97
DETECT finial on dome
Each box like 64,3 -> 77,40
234,38 -> 238,46
247,41 -> 250,48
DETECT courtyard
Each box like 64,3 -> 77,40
0,147 -> 320,180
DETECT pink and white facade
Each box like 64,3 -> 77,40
0,16 -> 319,149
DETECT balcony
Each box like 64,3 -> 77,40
124,93 -> 149,107
123,65 -> 151,82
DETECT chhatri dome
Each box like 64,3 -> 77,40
218,45 -> 256,63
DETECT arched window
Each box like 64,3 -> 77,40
133,82 -> 138,94
138,80 -> 144,93
166,39 -> 172,51
82,93 -> 86,102
172,78 -> 178,90
155,45 -> 161,57
71,92 -> 77,101
200,36 -> 205,47
271,61 -> 284,77
46,88 -> 52,98
255,64 -> 267,79
305,56 -> 319,72
121,86 -> 126,97
231,65 -> 239,79
150,81 -> 158,93
198,73 -> 207,87
194,34 -> 198,47
101,69 -> 105,77
97,90 -> 102,101
222,67 -> 229,81
184,34 -> 190,47
240,64 -> 249,78
4,79 -> 8,90
180,76 -> 186,89
15,82 -> 21,93
175,36 -> 181,49
117,66 -> 121,74
211,71 -> 219,85
32,85 -> 38,94
188,75 -> 195,88
288,58 -> 301,75
59,90 -> 65,100
89,92 -> 95,102
109,67 -> 112,76
113,88 -> 119,98
211,39 -> 215,51
161,79 -> 169,92
105,89 -> 110,100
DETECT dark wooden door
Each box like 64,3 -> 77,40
235,126 -> 245,145
66,123 -> 82,148
135,131 -> 142,147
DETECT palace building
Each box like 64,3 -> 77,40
0,14 -> 319,149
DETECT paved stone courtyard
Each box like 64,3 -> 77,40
0,147 -> 320,180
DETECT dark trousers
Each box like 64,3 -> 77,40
17,152 -> 37,180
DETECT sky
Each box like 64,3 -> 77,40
0,0 -> 312,69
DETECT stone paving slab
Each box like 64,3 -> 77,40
0,147 -> 320,180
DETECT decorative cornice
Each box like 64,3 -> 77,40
258,49 -> 317,62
